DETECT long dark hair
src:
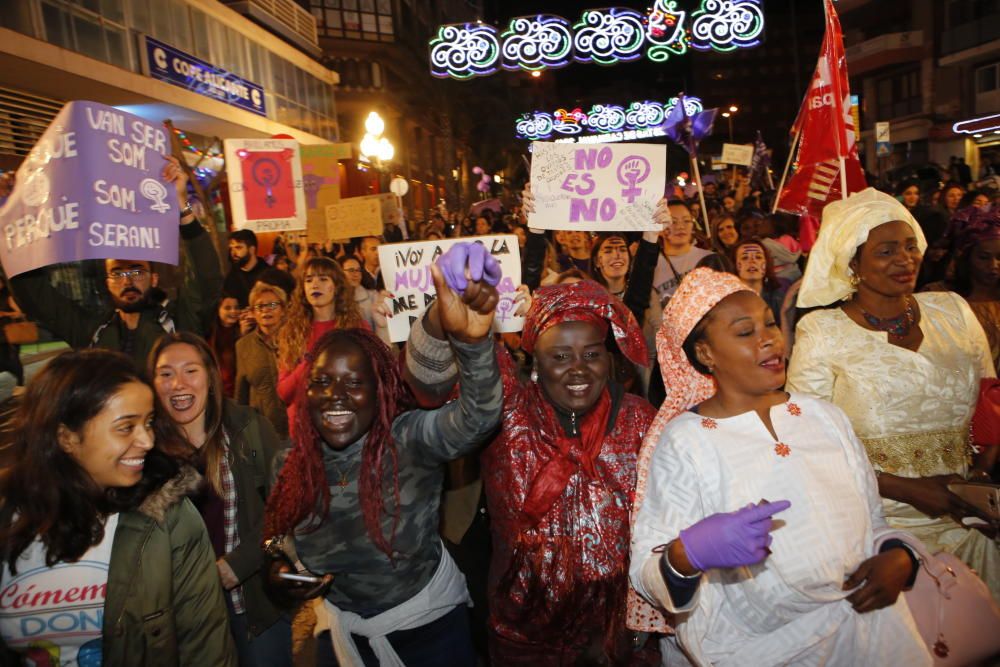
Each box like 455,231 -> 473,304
265,328 -> 415,557
589,233 -> 631,290
0,350 -> 182,573
148,332 -> 227,494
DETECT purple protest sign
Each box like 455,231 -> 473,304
0,101 -> 180,277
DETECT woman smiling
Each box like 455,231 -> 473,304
0,350 -> 235,665
630,268 -> 930,665
151,333 -> 289,666
263,253 -> 503,667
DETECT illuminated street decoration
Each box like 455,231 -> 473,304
953,113 -> 1000,135
691,0 -> 765,52
429,23 -> 500,79
646,0 -> 689,62
515,97 -> 704,140
429,2 -> 764,79
501,15 -> 573,71
573,8 -> 646,65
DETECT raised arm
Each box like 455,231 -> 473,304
623,198 -> 670,326
397,244 -> 503,463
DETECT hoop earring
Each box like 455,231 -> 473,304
850,273 -> 861,289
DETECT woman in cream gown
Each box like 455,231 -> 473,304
787,189 -> 998,600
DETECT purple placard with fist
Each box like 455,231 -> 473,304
0,100 -> 180,277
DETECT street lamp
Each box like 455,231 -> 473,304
721,106 -> 738,142
360,111 -> 394,167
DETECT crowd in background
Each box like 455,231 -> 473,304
0,153 -> 998,667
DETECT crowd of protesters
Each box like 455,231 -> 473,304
0,152 -> 998,667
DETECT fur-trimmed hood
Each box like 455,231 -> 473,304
137,465 -> 201,524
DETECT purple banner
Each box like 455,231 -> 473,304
0,101 -> 180,277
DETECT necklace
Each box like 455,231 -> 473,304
859,296 -> 915,339
329,458 -> 352,491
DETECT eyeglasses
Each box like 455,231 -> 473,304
107,269 -> 150,282
253,301 -> 283,312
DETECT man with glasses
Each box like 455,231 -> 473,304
10,155 -> 223,368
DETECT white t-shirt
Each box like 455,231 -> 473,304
0,513 -> 119,667
652,246 -> 714,305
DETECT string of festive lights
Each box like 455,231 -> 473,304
429,0 -> 764,79
515,96 -> 704,140
171,127 -> 224,160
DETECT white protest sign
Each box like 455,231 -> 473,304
378,235 -> 523,343
224,138 -> 306,232
528,142 -> 664,232
720,143 -> 754,166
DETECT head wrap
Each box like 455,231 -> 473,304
950,206 -> 1000,255
521,279 -> 648,367
627,267 -> 753,633
796,187 -> 927,308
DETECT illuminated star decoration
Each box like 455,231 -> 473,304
660,93 -> 718,155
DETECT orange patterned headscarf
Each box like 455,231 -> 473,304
626,267 -> 753,633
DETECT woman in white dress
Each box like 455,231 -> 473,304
786,188 -> 998,600
629,267 -> 929,666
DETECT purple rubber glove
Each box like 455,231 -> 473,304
678,499 -> 791,572
437,242 -> 502,293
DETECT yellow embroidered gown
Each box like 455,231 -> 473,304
787,291 -> 999,599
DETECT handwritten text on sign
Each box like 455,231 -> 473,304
378,235 -> 523,342
224,138 -> 306,233
528,141 -> 665,232
0,100 -> 180,277
325,196 -> 382,239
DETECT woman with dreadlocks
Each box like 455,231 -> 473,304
276,256 -> 367,434
405,243 -> 659,665
263,254 -> 503,667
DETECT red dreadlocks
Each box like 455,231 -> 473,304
264,328 -> 415,557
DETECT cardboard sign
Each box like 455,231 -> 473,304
224,138 -> 306,232
325,195 -> 383,239
720,143 -> 754,166
378,234 -> 523,342
301,144 -> 342,244
528,141 -> 664,232
0,100 -> 180,277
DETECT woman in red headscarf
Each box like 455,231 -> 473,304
405,244 -> 658,665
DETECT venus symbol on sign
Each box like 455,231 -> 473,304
140,178 -> 171,213
616,155 -> 651,203
251,157 -> 282,208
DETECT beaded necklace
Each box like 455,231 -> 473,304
859,296 -> 915,340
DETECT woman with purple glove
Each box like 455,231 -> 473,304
411,243 -> 660,665
628,268 -> 930,666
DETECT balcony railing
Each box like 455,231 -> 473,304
221,0 -> 320,55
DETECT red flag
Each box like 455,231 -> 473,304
776,0 -> 865,217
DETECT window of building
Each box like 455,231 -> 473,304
311,0 -> 394,41
875,69 -> 921,120
976,62 -> 999,93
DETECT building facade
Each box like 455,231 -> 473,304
840,0 -> 1000,183
307,0 -> 485,222
0,0 -> 341,170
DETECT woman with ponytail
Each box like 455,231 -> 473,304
263,254 -> 503,667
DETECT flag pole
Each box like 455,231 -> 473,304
772,126 -> 801,213
690,152 -> 710,234
839,156 -> 848,200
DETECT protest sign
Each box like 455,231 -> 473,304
528,141 -> 665,232
378,234 -> 523,342
224,138 -> 306,232
0,100 -> 180,277
325,195 -> 383,239
301,144 -> 343,244
720,143 -> 754,166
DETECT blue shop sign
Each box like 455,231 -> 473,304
143,36 -> 266,117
